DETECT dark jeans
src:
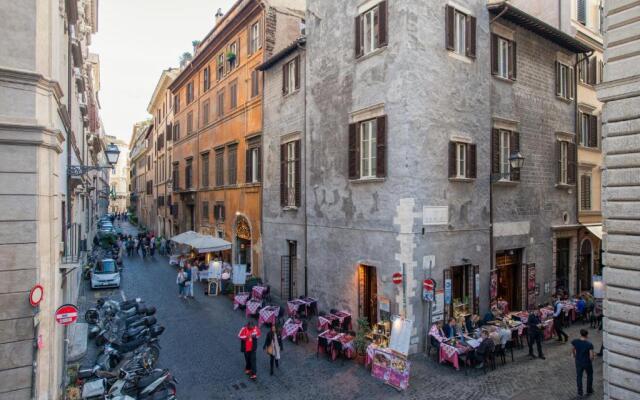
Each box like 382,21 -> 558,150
244,351 -> 256,375
576,363 -> 593,395
528,331 -> 543,357
269,355 -> 279,374
553,317 -> 568,341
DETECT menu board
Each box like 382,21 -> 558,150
232,264 -> 247,285
389,316 -> 413,356
371,348 -> 410,391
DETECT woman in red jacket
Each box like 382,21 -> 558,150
238,321 -> 261,380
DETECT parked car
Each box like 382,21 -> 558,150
91,259 -> 121,289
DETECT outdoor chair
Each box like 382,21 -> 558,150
427,335 -> 440,360
296,320 -> 309,344
317,336 -> 329,357
329,308 -> 338,315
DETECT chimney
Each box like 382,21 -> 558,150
215,8 -> 224,25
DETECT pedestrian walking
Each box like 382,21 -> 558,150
263,323 -> 283,376
185,264 -> 195,298
526,310 -> 545,359
160,237 -> 167,256
134,237 -> 140,256
150,236 -> 156,256
571,329 -> 595,397
176,267 -> 187,299
141,238 -> 147,258
238,321 -> 260,380
552,296 -> 569,342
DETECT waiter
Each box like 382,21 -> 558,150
526,310 -> 545,359
552,295 -> 569,342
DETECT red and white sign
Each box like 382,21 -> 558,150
423,279 -> 435,292
55,304 -> 79,326
392,272 -> 403,285
29,284 -> 44,307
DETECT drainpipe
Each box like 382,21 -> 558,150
298,41 -> 308,297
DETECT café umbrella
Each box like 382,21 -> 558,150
170,231 -> 231,253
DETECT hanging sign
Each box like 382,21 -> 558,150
29,284 -> 44,307
422,279 -> 435,302
432,289 -> 444,321
54,304 -> 79,326
392,272 -> 402,285
444,278 -> 452,304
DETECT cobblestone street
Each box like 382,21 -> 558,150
79,224 -> 603,400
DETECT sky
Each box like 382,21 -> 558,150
91,0 -> 236,143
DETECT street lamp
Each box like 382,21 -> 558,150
491,151 -> 526,183
104,142 -> 121,165
67,142 -> 120,176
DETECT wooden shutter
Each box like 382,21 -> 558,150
294,141 -> 301,207
236,39 -> 240,65
355,15 -> 363,58
282,63 -> 288,95
280,144 -> 287,207
509,41 -> 517,80
491,129 -> 500,174
556,141 -> 562,184
555,61 -> 561,96
294,56 -> 300,90
569,67 -> 575,99
378,1 -> 388,48
589,115 -> 598,148
466,15 -> 476,58
588,57 -> 597,85
580,175 -> 587,209
577,0 -> 586,24
468,144 -> 477,179
247,25 -> 253,55
510,131 -> 520,181
257,147 -> 262,182
567,142 -> 576,184
445,5 -> 454,51
491,34 -> 498,75
245,148 -> 252,183
448,142 -> 456,178
166,123 -> 172,141
376,116 -> 387,178
348,123 -> 360,179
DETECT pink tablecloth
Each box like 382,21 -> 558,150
252,285 -> 267,300
282,319 -> 303,342
233,292 -> 250,310
245,300 -> 262,317
287,299 -> 305,317
497,300 -> 509,314
258,306 -> 280,327
439,342 -> 469,370
318,315 -> 338,331
333,311 -> 352,329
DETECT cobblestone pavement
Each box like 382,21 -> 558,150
79,222 -> 603,400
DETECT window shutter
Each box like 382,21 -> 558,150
376,116 -> 387,178
166,123 -> 172,141
468,144 -> 477,179
348,123 -> 360,179
580,175 -> 587,209
491,129 -> 500,174
584,176 -> 591,209
589,115 -> 598,147
245,148 -> 252,183
378,1 -> 388,48
448,142 -> 456,178
247,26 -> 253,55
491,34 -> 498,75
294,141 -> 301,207
509,41 -> 517,80
555,61 -> 561,96
510,131 -> 520,181
257,147 -> 262,182
577,0 -> 586,24
236,40 -> 240,65
282,63 -> 288,95
567,142 -> 577,184
556,141 -> 562,184
466,15 -> 476,58
294,56 -> 300,90
569,67 -> 575,99
445,5 -> 454,51
588,57 -> 597,85
280,144 -> 287,207
355,15 -> 363,58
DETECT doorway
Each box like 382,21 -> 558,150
556,238 -> 571,294
358,265 -> 378,326
235,216 -> 252,275
578,239 -> 593,292
495,250 -> 522,311
186,205 -> 194,231
281,241 -> 297,300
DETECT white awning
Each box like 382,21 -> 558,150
585,224 -> 603,240
170,231 -> 231,253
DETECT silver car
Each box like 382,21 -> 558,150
90,259 -> 121,289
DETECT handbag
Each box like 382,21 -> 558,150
266,344 -> 273,355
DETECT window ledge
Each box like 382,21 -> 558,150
447,51 -> 474,64
579,210 -> 601,216
578,81 -> 595,89
578,145 -> 601,153
493,179 -> 518,187
282,206 -> 298,212
356,46 -> 387,63
449,177 -> 475,182
556,96 -> 573,104
283,89 -> 300,99
349,177 -> 386,184
492,74 -> 515,84
555,183 -> 575,189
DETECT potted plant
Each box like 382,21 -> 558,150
353,317 -> 370,365
226,51 -> 236,62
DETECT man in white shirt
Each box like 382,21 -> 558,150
552,296 -> 569,342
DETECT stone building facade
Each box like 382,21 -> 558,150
128,120 -> 152,229
168,0 -> 304,275
598,0 -> 640,397
0,0 -> 105,398
107,135 -> 130,213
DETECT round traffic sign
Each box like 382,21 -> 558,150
423,279 -> 435,292
55,304 -> 79,326
392,272 -> 402,285
29,284 -> 44,307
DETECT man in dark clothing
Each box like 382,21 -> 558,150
571,329 -> 595,397
552,296 -> 569,342
473,330 -> 493,368
526,311 -> 545,359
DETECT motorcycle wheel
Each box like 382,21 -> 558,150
85,309 -> 99,324
147,345 -> 160,368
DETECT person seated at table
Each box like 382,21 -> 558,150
497,320 -> 512,348
481,305 -> 501,325
429,320 -> 446,343
443,318 -> 458,339
473,330 -> 493,368
487,326 -> 501,346
465,314 -> 481,333
456,316 -> 468,335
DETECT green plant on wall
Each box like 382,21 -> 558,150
226,51 -> 236,61
354,317 -> 371,355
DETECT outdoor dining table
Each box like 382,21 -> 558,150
333,310 -> 352,331
287,299 -> 306,317
318,314 -> 339,331
439,339 -> 474,370
252,285 -> 267,300
245,299 -> 262,317
282,318 -> 303,343
258,305 -> 280,327
317,330 -> 354,361
233,292 -> 250,310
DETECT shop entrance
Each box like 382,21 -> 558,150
358,265 -> 377,326
495,250 -> 522,311
446,264 -> 479,320
556,238 -> 571,294
235,216 -> 252,275
578,239 -> 592,292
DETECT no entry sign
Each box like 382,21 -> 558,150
423,279 -> 435,292
392,272 -> 402,285
55,304 -> 79,326
29,284 -> 44,307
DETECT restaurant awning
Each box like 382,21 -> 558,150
170,231 -> 200,245
585,224 -> 603,240
170,231 -> 231,253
